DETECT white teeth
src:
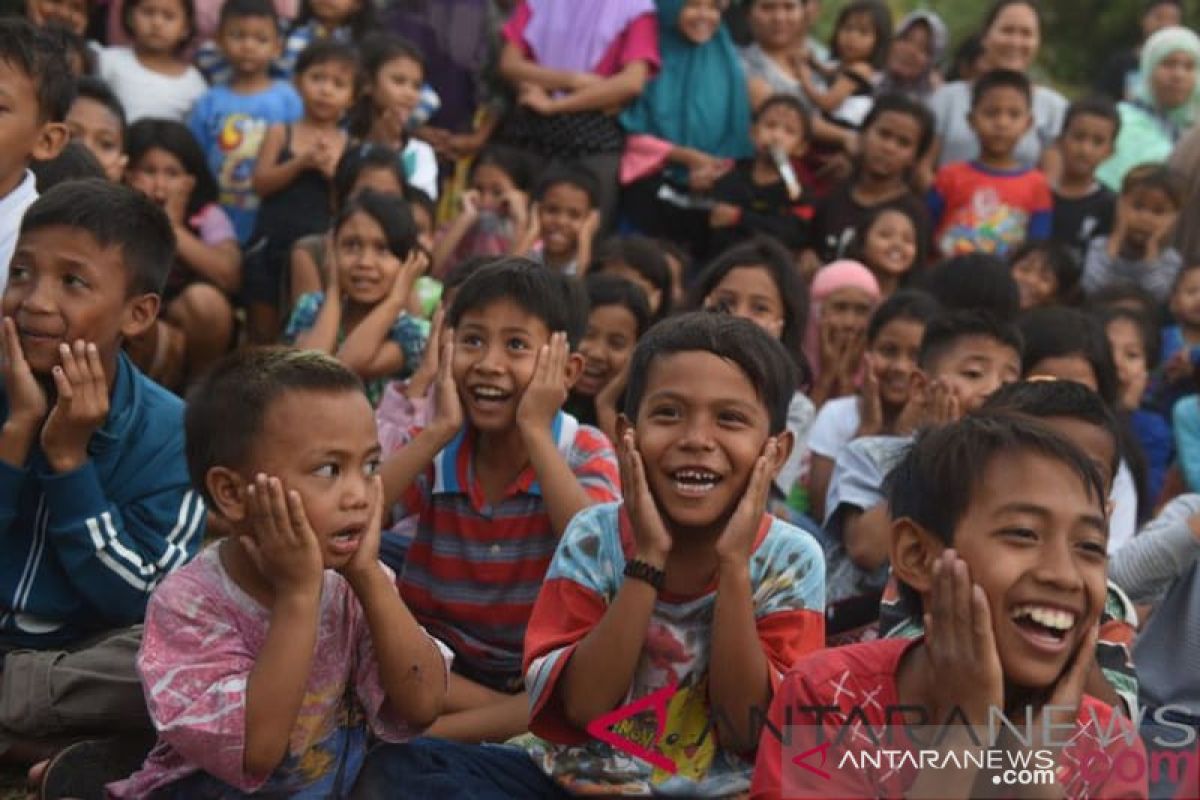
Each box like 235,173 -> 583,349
1010,605 -> 1075,631
672,470 -> 721,494
473,387 -> 507,399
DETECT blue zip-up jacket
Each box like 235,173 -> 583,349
0,352 -> 204,649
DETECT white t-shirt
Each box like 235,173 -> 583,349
0,171 -> 37,290
1108,459 -> 1137,554
807,396 -> 862,461
98,47 -> 208,123
403,138 -> 439,200
776,391 -> 817,495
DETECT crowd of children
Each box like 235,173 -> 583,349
2,0 -> 1200,797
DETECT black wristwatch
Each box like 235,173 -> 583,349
624,559 -> 665,591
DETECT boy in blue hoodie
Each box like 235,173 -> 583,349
0,179 -> 203,762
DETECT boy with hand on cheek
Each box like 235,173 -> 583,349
358,312 -> 825,797
753,413 -> 1146,800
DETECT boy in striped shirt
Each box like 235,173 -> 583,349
380,258 -> 620,744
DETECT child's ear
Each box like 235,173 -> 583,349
767,430 -> 794,477
120,292 -> 161,340
31,121 -> 69,163
206,467 -> 248,522
563,350 -> 584,390
890,516 -> 944,596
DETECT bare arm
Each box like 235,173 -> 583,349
524,430 -> 594,537
499,41 -> 583,92
537,61 -> 649,115
426,692 -> 531,743
708,562 -> 771,752
252,124 -> 310,199
174,227 -> 242,294
336,297 -> 408,378
806,453 -> 835,524
293,294 -> 341,354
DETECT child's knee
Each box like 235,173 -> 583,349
170,284 -> 234,334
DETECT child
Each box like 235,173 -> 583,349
66,77 -> 129,183
123,119 -> 241,391
754,412 -> 1146,800
848,205 -> 925,296
357,311 -> 826,797
804,260 -> 881,408
690,238 -> 815,511
246,39 -> 358,343
1052,96 -> 1120,263
709,94 -> 813,256
798,0 -> 891,128
820,310 -> 1023,640
0,180 -> 202,761
915,252 -> 1022,321
807,92 -> 933,265
806,290 -> 942,523
514,165 -> 601,277
0,20 -> 71,286
432,148 -> 532,277
24,0 -> 89,37
1084,163 -> 1184,305
349,33 -> 438,201
283,191 -> 429,408
589,235 -> 674,322
97,0 -> 207,123
380,258 -> 620,743
188,0 -> 304,245
1008,239 -> 1083,309
106,348 -> 450,797
566,274 -> 651,443
929,69 -> 1054,257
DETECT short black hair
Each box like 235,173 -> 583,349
867,289 -> 941,342
624,311 -> 798,434
1096,305 -> 1160,369
971,68 -> 1032,109
0,18 -> 75,122
218,0 -> 277,28
469,147 -> 532,192
126,118 -> 219,218
1019,307 -> 1120,408
1008,240 -> 1082,305
349,33 -> 424,137
592,235 -> 673,320
754,93 -> 811,141
983,379 -> 1122,482
849,203 -> 930,279
1120,163 -> 1185,208
1062,95 -> 1122,141
123,0 -> 194,50
948,32 -> 985,82
862,91 -> 936,161
74,76 -> 127,142
447,258 -> 589,350
688,237 -> 810,381
333,142 -> 407,210
918,310 -> 1023,371
185,348 -> 365,509
20,178 -> 174,296
584,273 -> 652,338
829,0 -> 892,69
42,21 -> 93,76
293,38 -> 358,79
333,190 -> 419,260
916,253 -> 1021,321
534,163 -> 600,209
887,411 -> 1106,550
30,141 -> 105,191
1089,282 -> 1161,327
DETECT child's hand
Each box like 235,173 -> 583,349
460,189 -> 480,217
0,318 -> 48,430
241,474 -> 325,599
324,235 -> 341,299
715,437 -> 778,568
923,549 -> 1004,726
430,334 -> 463,438
580,209 -> 601,243
857,354 -> 883,436
1030,624 -> 1098,745
595,359 -> 630,416
710,203 -> 741,229
388,250 -> 428,309
1164,348 -> 1192,383
337,475 -> 386,586
408,306 -> 443,397
163,175 -> 194,227
619,427 -> 672,567
40,341 -> 108,473
893,373 -> 929,436
518,83 -> 555,115
516,332 -> 570,436
1107,211 -> 1129,259
312,135 -> 339,179
926,378 -> 962,425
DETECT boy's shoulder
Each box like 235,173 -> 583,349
782,637 -> 914,699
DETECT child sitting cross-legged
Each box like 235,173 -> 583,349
107,348 -> 451,798
378,258 -> 621,744
357,311 -> 826,797
753,412 -> 1147,799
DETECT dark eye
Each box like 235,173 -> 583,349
1001,527 -> 1037,542
64,274 -> 89,289
461,334 -> 483,347
718,410 -> 749,426
508,337 -> 529,351
1078,540 -> 1107,558
8,264 -> 28,280
365,458 -> 381,476
649,404 -> 680,420
314,463 -> 340,478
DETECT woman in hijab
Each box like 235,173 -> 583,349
802,259 -> 882,409
619,0 -> 754,257
1098,25 -> 1200,190
878,10 -> 946,103
495,0 -> 661,227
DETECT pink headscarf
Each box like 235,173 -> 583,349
803,260 -> 882,385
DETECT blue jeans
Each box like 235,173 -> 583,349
351,737 -> 568,800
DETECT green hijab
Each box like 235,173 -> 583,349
620,0 -> 753,163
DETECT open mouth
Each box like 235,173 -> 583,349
1010,604 -> 1076,651
670,468 -> 723,497
469,385 -> 512,410
329,525 -> 364,555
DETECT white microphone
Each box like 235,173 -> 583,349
771,146 -> 802,202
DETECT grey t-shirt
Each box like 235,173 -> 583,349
927,80 -> 1068,169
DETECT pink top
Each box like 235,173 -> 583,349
108,546 -> 452,797
503,3 -> 661,78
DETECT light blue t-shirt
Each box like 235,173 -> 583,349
187,81 -> 303,243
